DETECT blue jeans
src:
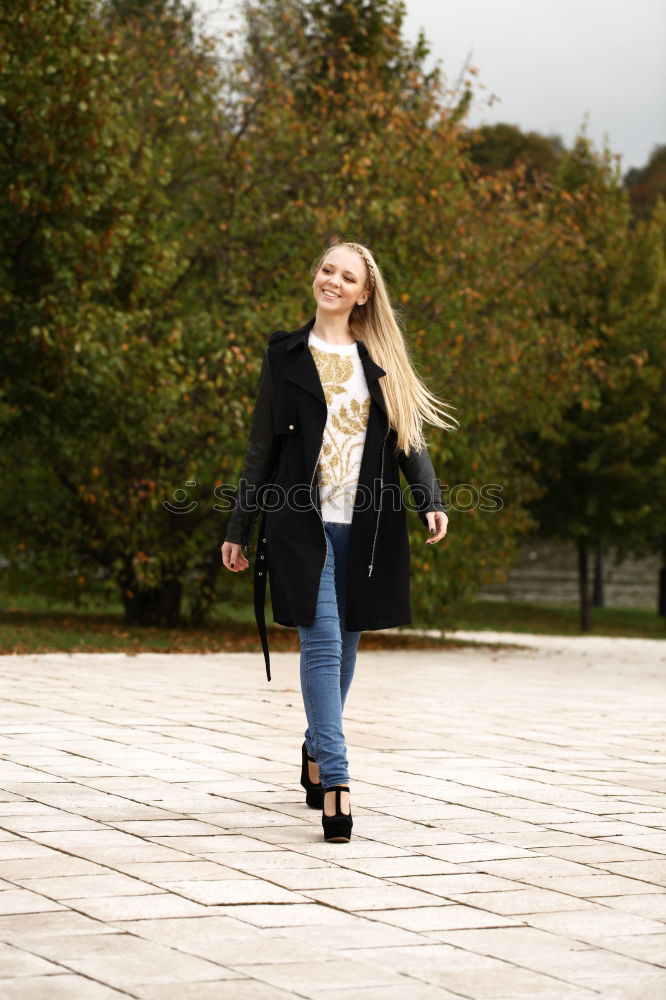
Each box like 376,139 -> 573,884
298,520 -> 362,788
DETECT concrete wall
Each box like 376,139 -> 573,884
478,538 -> 659,610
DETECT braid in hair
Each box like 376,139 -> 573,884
341,242 -> 376,296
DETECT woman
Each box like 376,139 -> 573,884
221,240 -> 455,843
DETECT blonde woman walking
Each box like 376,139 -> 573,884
222,241 -> 455,842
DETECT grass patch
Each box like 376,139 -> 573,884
0,592 -> 662,655
456,599 -> 665,639
0,607 -> 466,655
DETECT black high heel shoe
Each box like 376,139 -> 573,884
322,785 -> 353,843
300,741 -> 324,809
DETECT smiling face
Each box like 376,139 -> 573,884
312,246 -> 369,315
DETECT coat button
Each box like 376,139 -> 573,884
258,571 -> 263,576
260,554 -> 265,559
289,424 -> 294,430
262,538 -> 266,543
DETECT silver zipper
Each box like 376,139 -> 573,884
310,435 -> 327,580
368,424 -> 390,577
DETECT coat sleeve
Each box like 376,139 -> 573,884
398,442 -> 447,528
224,348 -> 280,547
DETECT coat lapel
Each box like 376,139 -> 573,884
285,317 -> 388,416
284,319 -> 327,410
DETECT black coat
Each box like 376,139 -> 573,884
224,316 -> 446,682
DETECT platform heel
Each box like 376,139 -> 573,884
300,741 -> 324,809
322,785 -> 353,843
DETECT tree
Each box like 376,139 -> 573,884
522,138 -> 666,630
624,144 -> 666,221
467,122 -> 566,182
0,0 -> 246,624
0,0 -> 626,633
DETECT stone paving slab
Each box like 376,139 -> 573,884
0,634 -> 665,998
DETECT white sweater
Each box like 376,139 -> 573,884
308,330 -> 371,524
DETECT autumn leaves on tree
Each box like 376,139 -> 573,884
1,0 -> 663,628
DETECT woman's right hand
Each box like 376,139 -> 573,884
221,541 -> 250,572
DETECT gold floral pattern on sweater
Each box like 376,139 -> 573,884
309,344 -> 370,516
309,347 -> 355,406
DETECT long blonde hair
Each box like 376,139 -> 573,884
310,240 -> 458,456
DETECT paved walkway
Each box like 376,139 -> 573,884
0,633 -> 665,999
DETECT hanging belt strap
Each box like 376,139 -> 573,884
253,510 -> 271,682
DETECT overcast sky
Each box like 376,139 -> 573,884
197,0 -> 665,173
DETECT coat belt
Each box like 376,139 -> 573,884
253,510 -> 271,682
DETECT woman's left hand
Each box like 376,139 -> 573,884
425,510 -> 448,544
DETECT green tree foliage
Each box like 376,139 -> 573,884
466,122 -> 566,181
0,0 -> 246,624
2,0 -> 661,633
521,138 -> 666,628
624,143 -> 666,221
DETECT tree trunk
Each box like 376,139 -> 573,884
121,578 -> 183,627
659,538 -> 666,618
577,537 -> 591,632
189,544 -> 224,627
592,539 -> 604,608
